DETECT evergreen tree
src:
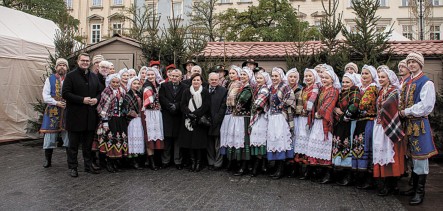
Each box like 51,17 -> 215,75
341,0 -> 393,66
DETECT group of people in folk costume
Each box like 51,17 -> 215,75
40,52 -> 436,206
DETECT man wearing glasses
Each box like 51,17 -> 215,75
62,53 -> 103,177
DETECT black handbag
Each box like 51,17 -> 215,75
191,98 -> 212,127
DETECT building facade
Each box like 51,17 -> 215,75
214,0 -> 443,41
66,0 -> 134,44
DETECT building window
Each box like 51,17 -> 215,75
147,3 -> 157,12
430,25 -> 441,40
220,0 -> 231,3
376,26 -> 386,32
65,0 -> 73,9
430,0 -> 440,5
350,25 -> 358,33
402,25 -> 413,40
113,0 -> 123,5
91,24 -> 101,44
92,0 -> 102,7
401,0 -> 408,6
112,23 -> 122,35
172,1 -> 182,17
239,0 -> 252,2
380,0 -> 388,6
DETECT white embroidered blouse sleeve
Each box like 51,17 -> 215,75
42,78 -> 57,106
405,81 -> 436,117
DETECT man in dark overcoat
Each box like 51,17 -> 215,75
206,72 -> 227,170
159,69 -> 186,169
62,53 -> 103,177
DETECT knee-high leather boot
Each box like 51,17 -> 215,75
43,149 -> 53,168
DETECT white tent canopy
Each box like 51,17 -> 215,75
0,6 -> 58,141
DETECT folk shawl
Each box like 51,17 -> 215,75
335,86 -> 361,122
234,83 -> 252,115
248,84 -> 270,134
271,82 -> 296,132
142,81 -> 160,110
317,86 -> 339,139
377,86 -> 405,143
227,80 -> 242,107
97,86 -> 125,120
303,83 -> 320,129
123,89 -> 142,121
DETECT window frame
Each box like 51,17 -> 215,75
91,24 -> 101,44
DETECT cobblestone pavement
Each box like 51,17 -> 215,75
1,140 -> 440,211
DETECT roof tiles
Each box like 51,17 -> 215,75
201,40 -> 443,58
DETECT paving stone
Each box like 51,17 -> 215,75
0,140 -> 441,210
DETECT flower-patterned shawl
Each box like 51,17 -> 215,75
317,86 -> 339,139
233,83 -> 253,116
335,85 -> 361,122
358,85 -> 378,120
248,84 -> 270,134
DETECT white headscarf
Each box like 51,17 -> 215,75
343,73 -> 362,88
146,67 -> 163,84
379,66 -> 401,90
230,65 -> 242,77
286,68 -> 300,85
128,68 -> 137,77
272,67 -> 288,84
150,67 -> 164,84
303,68 -> 321,87
362,64 -> 380,88
138,66 -> 148,80
256,71 -> 272,87
106,73 -> 120,87
118,68 -> 129,77
127,77 -> 140,91
323,64 -> 341,89
241,66 -> 255,85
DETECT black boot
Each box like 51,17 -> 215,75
251,158 -> 261,177
195,150 -> 202,172
287,162 -> 296,178
272,161 -> 285,179
377,178 -> 389,196
43,149 -> 53,168
148,155 -> 158,171
91,151 -> 101,170
336,170 -> 352,186
132,157 -> 142,170
261,159 -> 268,173
410,175 -> 426,206
106,159 -> 116,173
299,165 -> 311,180
234,161 -> 247,176
400,172 -> 418,196
356,172 -> 373,189
318,168 -> 332,184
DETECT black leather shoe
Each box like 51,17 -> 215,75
175,164 -> 183,170
208,165 -> 214,171
85,168 -> 100,174
70,169 -> 78,177
318,170 -> 332,184
91,162 -> 101,170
